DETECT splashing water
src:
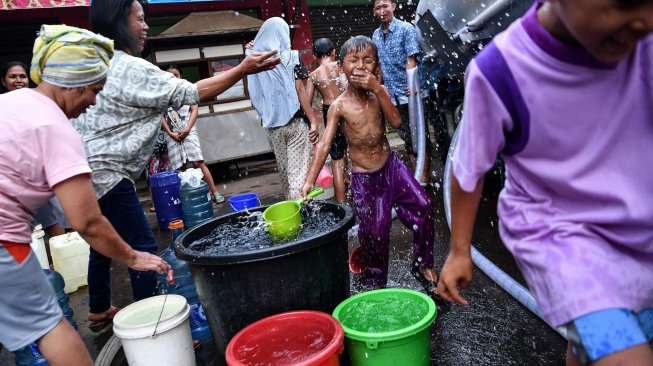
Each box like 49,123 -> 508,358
340,295 -> 429,333
187,203 -> 340,255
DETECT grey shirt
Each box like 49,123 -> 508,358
72,51 -> 199,198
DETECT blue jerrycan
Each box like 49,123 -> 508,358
157,219 -> 213,344
179,180 -> 214,229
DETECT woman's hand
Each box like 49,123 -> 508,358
240,51 -> 281,74
127,250 -> 172,275
178,129 -> 190,141
308,118 -> 319,144
170,132 -> 181,142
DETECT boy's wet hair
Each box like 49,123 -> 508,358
313,38 -> 335,58
338,36 -> 379,63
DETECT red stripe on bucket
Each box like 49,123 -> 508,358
226,310 -> 344,366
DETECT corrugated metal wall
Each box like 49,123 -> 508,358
308,3 -> 417,53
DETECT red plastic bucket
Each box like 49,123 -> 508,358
349,246 -> 367,274
225,310 -> 344,366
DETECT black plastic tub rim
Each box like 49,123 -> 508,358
175,202 -> 355,266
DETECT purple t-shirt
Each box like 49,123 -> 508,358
453,4 -> 653,327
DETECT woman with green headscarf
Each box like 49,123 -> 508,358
0,25 -> 171,366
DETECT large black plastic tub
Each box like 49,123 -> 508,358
175,201 -> 354,355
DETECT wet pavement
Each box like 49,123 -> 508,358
0,142 -> 566,365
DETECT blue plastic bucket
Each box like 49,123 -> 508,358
227,193 -> 260,212
150,171 -> 183,231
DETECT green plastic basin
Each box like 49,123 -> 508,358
332,288 -> 436,366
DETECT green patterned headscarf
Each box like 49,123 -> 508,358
31,24 -> 114,88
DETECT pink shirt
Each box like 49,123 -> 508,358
0,88 -> 91,243
454,4 -> 653,326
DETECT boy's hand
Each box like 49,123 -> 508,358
437,251 -> 473,305
350,69 -> 381,93
300,182 -> 315,200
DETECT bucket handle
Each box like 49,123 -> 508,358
152,293 -> 169,337
366,340 -> 379,349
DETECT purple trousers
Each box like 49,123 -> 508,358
350,152 -> 435,287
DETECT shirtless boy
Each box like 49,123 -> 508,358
307,38 -> 348,202
302,36 -> 442,300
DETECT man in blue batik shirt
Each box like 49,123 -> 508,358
372,0 -> 432,185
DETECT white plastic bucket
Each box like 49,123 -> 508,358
113,295 -> 196,366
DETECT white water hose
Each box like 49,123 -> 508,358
407,67 -> 427,182
443,123 -> 567,339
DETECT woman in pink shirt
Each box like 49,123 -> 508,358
0,25 -> 171,366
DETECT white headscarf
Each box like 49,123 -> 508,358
246,17 -> 300,128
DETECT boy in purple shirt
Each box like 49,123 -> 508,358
439,1 -> 653,365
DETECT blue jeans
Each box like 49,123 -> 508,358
88,179 -> 158,313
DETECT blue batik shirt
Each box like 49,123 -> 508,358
372,18 -> 421,105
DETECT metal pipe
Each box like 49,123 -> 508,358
452,0 -> 515,40
443,124 -> 567,339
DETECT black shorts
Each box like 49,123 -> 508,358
323,104 -> 348,160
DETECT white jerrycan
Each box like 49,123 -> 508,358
50,232 -> 90,293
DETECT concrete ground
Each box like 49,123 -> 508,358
0,137 -> 567,365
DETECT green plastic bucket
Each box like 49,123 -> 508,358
332,288 -> 436,366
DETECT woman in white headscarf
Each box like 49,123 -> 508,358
247,17 -> 319,200
0,25 -> 170,366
